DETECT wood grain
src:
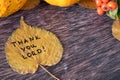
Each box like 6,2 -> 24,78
0,2 -> 120,80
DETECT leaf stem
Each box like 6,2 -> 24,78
40,65 -> 60,80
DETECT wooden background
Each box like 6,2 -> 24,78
0,1 -> 120,80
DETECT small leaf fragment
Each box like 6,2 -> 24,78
21,0 -> 40,10
78,0 -> 97,9
112,20 -> 120,40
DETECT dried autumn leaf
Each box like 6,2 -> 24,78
0,0 -> 27,17
21,0 -> 40,10
44,0 -> 79,7
112,20 -> 120,40
78,0 -> 97,9
5,17 -> 63,75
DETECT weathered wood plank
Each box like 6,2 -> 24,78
0,2 -> 120,80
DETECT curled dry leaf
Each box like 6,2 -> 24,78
5,17 -> 63,76
44,0 -> 79,7
0,0 -> 27,17
78,0 -> 97,9
21,0 -> 40,10
112,20 -> 120,40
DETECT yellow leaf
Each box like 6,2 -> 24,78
112,20 -> 120,40
0,0 -> 27,17
44,0 -> 79,7
78,0 -> 97,9
5,17 -> 63,75
21,0 -> 40,10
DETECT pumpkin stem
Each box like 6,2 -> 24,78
40,65 -> 60,80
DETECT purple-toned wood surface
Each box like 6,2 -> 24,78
0,1 -> 120,80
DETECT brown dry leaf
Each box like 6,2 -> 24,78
112,20 -> 120,40
78,0 -> 97,9
21,0 -> 40,10
5,17 -> 63,76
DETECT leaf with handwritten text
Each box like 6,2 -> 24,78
5,17 -> 63,79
